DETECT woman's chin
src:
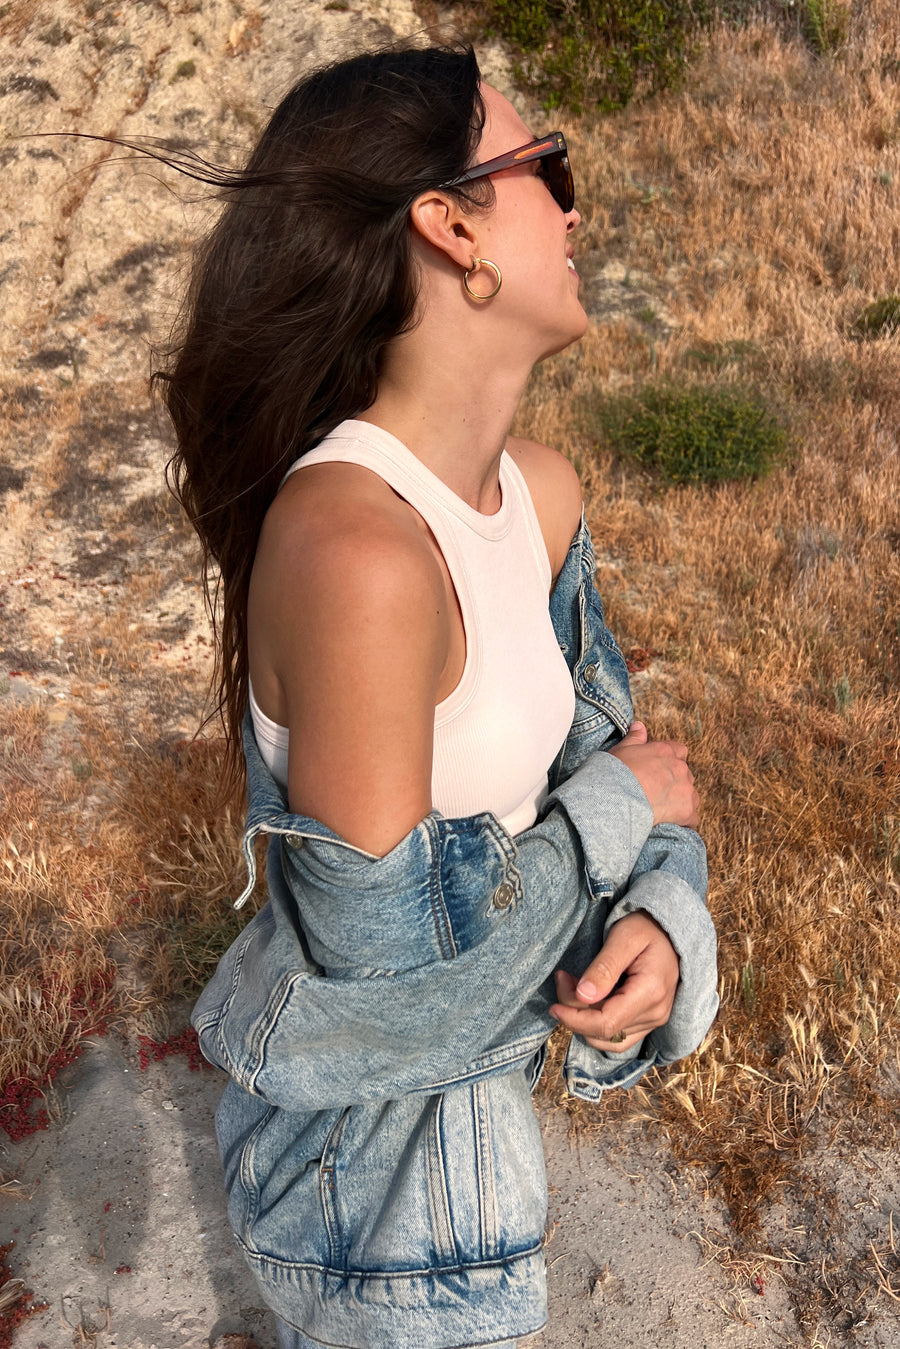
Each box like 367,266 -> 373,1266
537,307 -> 589,362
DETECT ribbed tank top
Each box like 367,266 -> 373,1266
249,419 -> 575,835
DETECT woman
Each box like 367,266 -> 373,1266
161,41 -> 718,1349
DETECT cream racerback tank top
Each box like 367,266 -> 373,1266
249,419 -> 575,836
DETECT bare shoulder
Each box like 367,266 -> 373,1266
506,437 -> 581,503
256,461 -> 442,604
505,437 -> 583,582
249,461 -> 447,715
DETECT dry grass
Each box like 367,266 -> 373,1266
522,0 -> 900,1327
1,0 -> 899,1336
0,698 -> 260,1110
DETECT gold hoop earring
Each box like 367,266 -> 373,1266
463,257 -> 502,301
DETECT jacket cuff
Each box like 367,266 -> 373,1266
546,752 -> 654,897
561,869 -> 719,1100
605,869 -> 719,1062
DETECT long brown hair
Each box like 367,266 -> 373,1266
152,43 -> 489,792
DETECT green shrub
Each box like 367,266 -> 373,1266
475,0 -> 711,113
851,295 -> 900,340
683,339 -> 765,372
454,1 -> 852,112
587,382 -> 788,484
797,0 -> 849,55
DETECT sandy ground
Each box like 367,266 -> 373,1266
5,1037 -> 801,1349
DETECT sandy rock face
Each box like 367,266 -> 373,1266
1,0 -> 422,374
0,0 -> 422,725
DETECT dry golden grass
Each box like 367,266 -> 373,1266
0,699 -> 259,1115
1,0 -> 899,1334
523,0 -> 900,1324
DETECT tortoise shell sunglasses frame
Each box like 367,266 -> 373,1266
441,131 -> 575,214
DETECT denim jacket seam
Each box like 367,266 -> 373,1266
425,1096 -> 459,1264
236,1238 -> 545,1279
320,1107 -> 350,1269
426,816 -> 457,961
249,972 -> 303,1095
192,926 -> 251,1057
237,1099 -> 278,1242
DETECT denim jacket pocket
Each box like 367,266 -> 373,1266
225,1076 -> 547,1275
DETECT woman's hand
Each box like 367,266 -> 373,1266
550,911 -> 680,1052
608,721 -> 699,828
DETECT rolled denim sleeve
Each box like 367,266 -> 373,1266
192,740 -> 654,1112
548,516 -> 718,1099
558,816 -> 717,1100
561,823 -> 718,1100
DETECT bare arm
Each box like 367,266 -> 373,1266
248,466 -> 448,855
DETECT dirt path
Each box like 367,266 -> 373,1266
7,1037 -> 800,1349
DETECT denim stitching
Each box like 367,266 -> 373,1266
425,1096 -> 459,1264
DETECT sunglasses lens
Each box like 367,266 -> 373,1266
539,150 -> 574,212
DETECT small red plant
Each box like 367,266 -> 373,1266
137,1025 -> 211,1073
0,968 -> 115,1141
624,646 -> 659,674
0,1242 -> 49,1349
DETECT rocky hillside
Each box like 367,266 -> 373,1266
0,0 -> 446,737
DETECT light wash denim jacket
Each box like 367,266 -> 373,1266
192,515 -> 718,1349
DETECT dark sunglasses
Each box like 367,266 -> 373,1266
443,132 -> 575,214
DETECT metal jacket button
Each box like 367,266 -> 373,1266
583,662 -> 597,682
492,881 -> 515,910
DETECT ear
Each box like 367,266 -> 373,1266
408,190 -> 481,270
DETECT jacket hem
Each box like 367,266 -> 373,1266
240,1240 -> 547,1349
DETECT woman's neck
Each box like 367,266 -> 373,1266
359,330 -> 532,514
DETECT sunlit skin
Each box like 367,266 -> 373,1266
247,84 -> 698,1053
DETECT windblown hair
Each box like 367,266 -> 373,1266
149,42 -> 488,792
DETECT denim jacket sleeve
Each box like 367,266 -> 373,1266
548,514 -> 718,1098
192,722 -> 656,1112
